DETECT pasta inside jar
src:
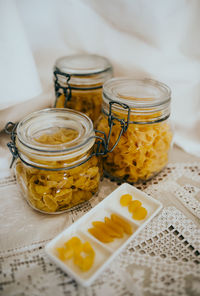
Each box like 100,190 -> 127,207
14,109 -> 102,214
97,78 -> 173,183
54,54 -> 113,122
56,87 -> 102,123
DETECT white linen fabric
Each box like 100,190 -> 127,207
0,0 -> 42,111
1,0 -> 200,156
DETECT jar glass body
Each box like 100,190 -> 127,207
56,87 -> 103,123
14,109 -> 102,214
54,54 -> 113,123
97,78 -> 173,183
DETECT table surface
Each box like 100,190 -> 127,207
0,131 -> 199,296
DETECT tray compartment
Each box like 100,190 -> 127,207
81,207 -> 138,251
46,229 -> 111,282
107,183 -> 162,225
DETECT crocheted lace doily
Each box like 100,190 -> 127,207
140,163 -> 200,219
75,162 -> 200,220
0,207 -> 199,296
0,162 -> 200,296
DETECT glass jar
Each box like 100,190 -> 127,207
11,109 -> 102,214
54,54 -> 113,122
97,78 -> 173,183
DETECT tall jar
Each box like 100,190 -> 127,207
97,78 -> 173,183
54,54 -> 113,123
10,109 -> 102,214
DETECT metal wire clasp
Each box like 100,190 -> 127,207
54,68 -> 72,107
106,101 -> 130,152
54,68 -> 103,108
5,101 -> 130,170
5,122 -> 19,168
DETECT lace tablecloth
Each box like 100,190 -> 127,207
0,132 -> 199,296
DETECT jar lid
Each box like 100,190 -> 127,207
54,54 -> 113,86
16,108 -> 95,163
103,78 -> 171,109
102,78 -> 171,123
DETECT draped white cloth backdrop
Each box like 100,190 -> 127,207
1,0 -> 200,156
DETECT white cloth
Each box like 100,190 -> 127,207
0,0 -> 42,109
0,0 -> 42,129
1,0 -> 200,157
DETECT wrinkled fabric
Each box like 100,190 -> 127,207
0,0 -> 42,110
1,0 -> 200,156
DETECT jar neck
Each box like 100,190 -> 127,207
16,142 -> 94,170
102,99 -> 170,124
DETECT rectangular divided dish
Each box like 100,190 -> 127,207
45,183 -> 163,287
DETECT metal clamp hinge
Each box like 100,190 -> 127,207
5,122 -> 19,168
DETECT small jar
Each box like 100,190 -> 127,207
97,78 -> 173,183
54,54 -> 113,122
12,109 -> 102,214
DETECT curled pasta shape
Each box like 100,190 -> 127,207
56,87 -> 102,123
97,114 -> 172,183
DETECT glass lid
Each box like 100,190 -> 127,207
54,54 -> 113,86
103,78 -> 171,109
16,109 -> 95,158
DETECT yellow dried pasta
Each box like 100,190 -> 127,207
35,128 -> 78,145
97,113 -> 172,183
15,128 -> 101,213
56,237 -> 95,272
56,87 -> 103,123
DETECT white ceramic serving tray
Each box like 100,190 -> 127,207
45,183 -> 162,287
